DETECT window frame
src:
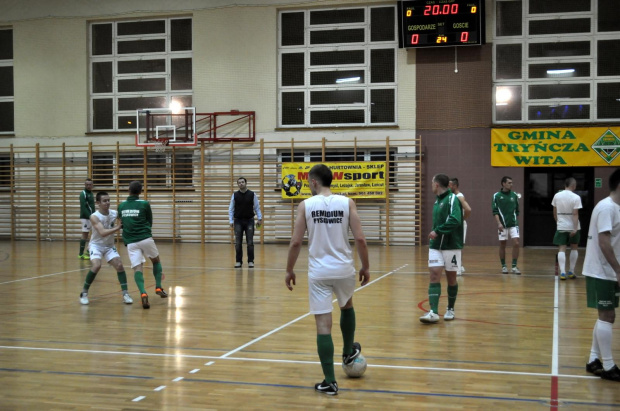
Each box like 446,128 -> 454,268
493,0 -> 620,124
277,6 -> 398,128
88,17 -> 193,133
0,28 -> 14,134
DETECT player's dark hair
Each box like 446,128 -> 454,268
96,191 -> 109,202
433,174 -> 450,188
565,177 -> 576,188
309,164 -> 333,187
85,178 -> 92,182
609,169 -> 620,191
129,181 -> 143,195
237,177 -> 247,184
501,176 -> 512,185
449,177 -> 459,187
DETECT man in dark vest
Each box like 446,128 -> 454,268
229,177 -> 262,268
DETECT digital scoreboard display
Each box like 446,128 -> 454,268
398,0 -> 485,48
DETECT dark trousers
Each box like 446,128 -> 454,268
234,219 -> 255,263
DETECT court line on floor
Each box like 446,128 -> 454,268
550,270 -> 560,409
0,268 -> 89,285
0,346 -> 599,381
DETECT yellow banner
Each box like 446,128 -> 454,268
491,128 -> 620,167
281,162 -> 387,199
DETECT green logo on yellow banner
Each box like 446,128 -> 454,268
592,129 -> 620,164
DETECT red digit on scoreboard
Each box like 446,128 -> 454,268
411,34 -> 419,44
424,5 -> 431,15
432,5 -> 440,14
460,31 -> 469,42
451,4 -> 458,14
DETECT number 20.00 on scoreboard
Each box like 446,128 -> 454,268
398,0 -> 485,48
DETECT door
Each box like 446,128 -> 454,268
523,167 -> 594,247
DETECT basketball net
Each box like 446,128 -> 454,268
153,139 -> 168,153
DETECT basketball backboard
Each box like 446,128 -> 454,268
135,107 -> 198,148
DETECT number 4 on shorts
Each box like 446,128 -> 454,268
451,255 -> 458,265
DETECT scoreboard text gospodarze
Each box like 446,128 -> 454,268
398,0 -> 485,48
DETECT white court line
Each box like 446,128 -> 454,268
219,265 -> 408,359
0,345 -> 598,380
153,385 -> 166,391
205,361 -> 214,366
132,396 -> 145,402
189,369 -> 200,374
552,274 -> 560,376
172,377 -> 184,382
0,268 -> 88,285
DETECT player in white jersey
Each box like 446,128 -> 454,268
285,164 -> 369,396
551,177 -> 582,280
449,178 -> 471,275
583,169 -> 620,382
79,191 -> 133,305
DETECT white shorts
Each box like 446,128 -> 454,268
81,218 -> 92,233
89,244 -> 120,262
308,276 -> 356,314
428,248 -> 461,272
498,226 -> 520,241
127,237 -> 159,268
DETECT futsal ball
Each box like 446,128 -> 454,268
342,354 -> 367,378
282,174 -> 302,197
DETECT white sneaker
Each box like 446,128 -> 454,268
444,308 -> 455,321
234,262 -> 242,268
80,292 -> 89,305
460,266 -> 466,273
502,266 -> 508,274
512,267 -> 521,275
248,262 -> 254,268
122,293 -> 133,304
419,310 -> 439,324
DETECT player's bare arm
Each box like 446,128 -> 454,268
348,199 -> 370,286
599,231 -> 620,283
285,201 -> 307,291
570,208 -> 579,237
494,214 -> 504,232
90,214 -> 121,238
458,196 -> 472,220
553,206 -> 558,222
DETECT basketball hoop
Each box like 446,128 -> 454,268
153,139 -> 168,153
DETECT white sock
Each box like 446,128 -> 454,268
589,320 -> 600,363
596,319 -> 615,370
558,252 -> 566,274
569,250 -> 578,273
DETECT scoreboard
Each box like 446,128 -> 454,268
398,0 -> 485,48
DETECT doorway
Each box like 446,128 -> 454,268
523,167 -> 594,247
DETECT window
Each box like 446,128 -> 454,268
278,6 -> 397,127
493,0 -> 620,123
89,18 -> 192,132
92,151 -> 194,189
0,29 -> 13,134
0,153 -> 11,188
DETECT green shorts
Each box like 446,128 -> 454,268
553,230 -> 580,246
586,276 -> 620,310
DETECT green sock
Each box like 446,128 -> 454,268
447,284 -> 458,310
340,307 -> 356,356
83,270 -> 97,291
79,239 -> 86,256
317,334 -> 336,383
512,259 -> 518,268
429,282 -> 441,313
134,271 -> 146,294
500,258 -> 506,267
153,262 -> 163,288
117,271 -> 128,292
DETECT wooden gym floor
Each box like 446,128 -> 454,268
0,240 -> 619,410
